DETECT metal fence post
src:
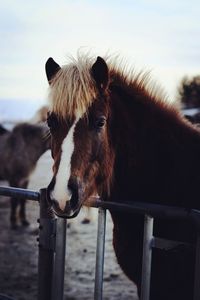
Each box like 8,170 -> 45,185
193,232 -> 200,300
38,188 -> 56,300
94,208 -> 107,300
141,215 -> 154,300
52,218 -> 67,300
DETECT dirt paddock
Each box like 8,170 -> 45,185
0,150 -> 138,300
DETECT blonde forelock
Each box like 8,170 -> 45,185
48,55 -> 97,120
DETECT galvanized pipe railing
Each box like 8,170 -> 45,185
0,186 -> 66,300
92,199 -> 200,222
1,186 -> 200,300
37,188 -> 56,300
194,234 -> 200,300
0,186 -> 39,201
52,218 -> 67,300
141,215 -> 154,300
94,208 -> 107,300
0,186 -> 198,221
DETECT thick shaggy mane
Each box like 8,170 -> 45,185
107,56 -> 171,106
48,53 -> 172,119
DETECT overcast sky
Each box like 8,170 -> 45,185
0,0 -> 200,106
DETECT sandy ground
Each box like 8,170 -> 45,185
0,150 -> 138,300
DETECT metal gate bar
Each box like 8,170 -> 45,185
94,208 -> 107,300
38,188 -> 55,300
52,218 -> 67,300
194,233 -> 200,300
141,215 -> 154,300
92,199 -> 197,220
1,186 -> 200,300
0,186 -> 66,300
92,201 -> 200,300
0,186 -> 39,201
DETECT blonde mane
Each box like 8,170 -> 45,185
48,55 -> 97,119
48,54 -> 170,120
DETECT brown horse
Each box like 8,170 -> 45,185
45,54 -> 200,299
0,122 -> 50,228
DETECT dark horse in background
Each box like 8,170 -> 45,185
45,54 -> 200,299
0,124 -> 9,135
0,122 -> 50,228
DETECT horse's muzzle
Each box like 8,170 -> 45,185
46,177 -> 83,218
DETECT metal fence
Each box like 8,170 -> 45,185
0,186 -> 200,300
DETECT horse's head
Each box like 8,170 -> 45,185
45,56 -> 114,217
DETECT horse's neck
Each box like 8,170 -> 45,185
110,89 -> 200,208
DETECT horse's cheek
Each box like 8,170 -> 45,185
83,161 -> 99,183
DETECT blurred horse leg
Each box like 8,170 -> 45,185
9,179 -> 30,228
19,180 -> 29,226
10,197 -> 19,229
19,199 -> 30,226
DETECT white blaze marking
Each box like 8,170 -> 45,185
51,120 -> 77,210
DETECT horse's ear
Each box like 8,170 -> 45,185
45,57 -> 61,83
92,56 -> 109,90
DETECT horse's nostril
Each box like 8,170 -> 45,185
70,191 -> 79,210
68,178 -> 78,193
68,178 -> 79,209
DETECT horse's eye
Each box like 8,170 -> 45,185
95,116 -> 106,130
47,112 -> 58,131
